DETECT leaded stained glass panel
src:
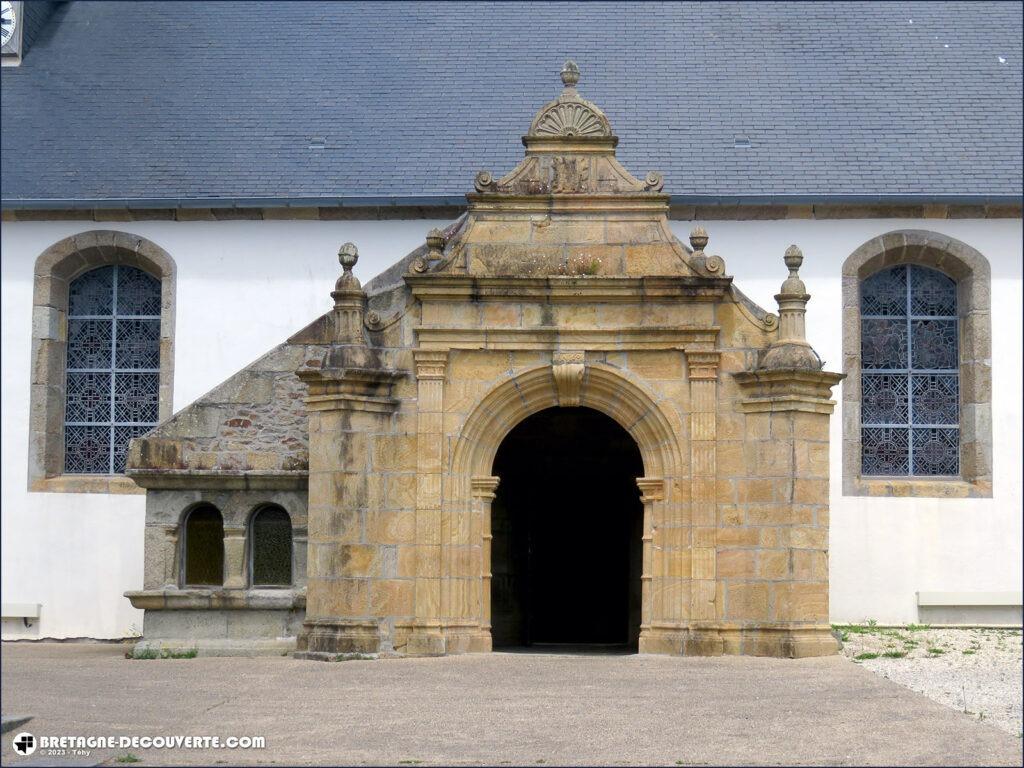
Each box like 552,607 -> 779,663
66,372 -> 112,423
912,428 -> 960,476
860,265 -> 959,476
861,374 -> 908,425
911,319 -> 958,370
64,266 -> 161,475
862,427 -> 910,476
116,267 -> 162,315
67,320 -> 113,369
251,507 -> 293,587
861,319 -> 908,369
911,374 -> 959,426
68,266 -> 114,316
64,425 -> 113,474
860,265 -> 907,316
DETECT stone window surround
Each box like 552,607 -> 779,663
29,230 -> 176,494
176,502 -> 301,591
842,229 -> 992,498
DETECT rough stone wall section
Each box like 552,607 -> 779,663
129,343 -> 322,475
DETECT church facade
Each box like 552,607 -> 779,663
1,3 -> 1020,648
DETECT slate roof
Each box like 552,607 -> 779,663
1,1 -> 1021,208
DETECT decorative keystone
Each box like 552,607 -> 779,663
560,59 -> 580,89
552,351 -> 585,406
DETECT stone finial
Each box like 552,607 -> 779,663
413,228 -> 446,273
426,228 -> 445,257
335,242 -> 361,291
339,241 -> 358,272
760,243 -> 821,371
689,225 -> 709,254
560,60 -> 580,89
331,242 -> 367,344
781,244 -> 807,295
526,60 -> 611,140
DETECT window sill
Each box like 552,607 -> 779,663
125,588 -> 305,611
843,476 -> 992,499
29,474 -> 145,495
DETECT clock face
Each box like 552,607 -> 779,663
1,1 -> 16,48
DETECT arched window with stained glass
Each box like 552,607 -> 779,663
249,506 -> 293,587
64,265 -> 161,474
860,264 -> 959,476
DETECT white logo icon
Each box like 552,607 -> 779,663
12,732 -> 37,755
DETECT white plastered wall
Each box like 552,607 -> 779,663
1,216 -> 1020,637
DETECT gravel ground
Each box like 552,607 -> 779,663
838,625 -> 1023,736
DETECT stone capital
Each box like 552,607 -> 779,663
470,475 -> 500,498
413,350 -> 448,380
733,369 -> 844,413
685,350 -> 720,381
635,477 -> 665,501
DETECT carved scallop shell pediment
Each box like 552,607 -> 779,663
532,101 -> 610,138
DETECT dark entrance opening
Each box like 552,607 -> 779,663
490,407 -> 644,650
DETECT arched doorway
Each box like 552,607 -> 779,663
490,407 -> 644,650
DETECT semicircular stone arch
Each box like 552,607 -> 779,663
842,229 -> 992,497
451,363 -> 684,481
29,230 -> 177,494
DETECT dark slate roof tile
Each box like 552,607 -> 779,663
1,1 -> 1021,205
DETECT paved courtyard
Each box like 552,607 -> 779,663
1,642 -> 1022,766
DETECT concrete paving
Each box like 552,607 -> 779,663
1,642 -> 1021,766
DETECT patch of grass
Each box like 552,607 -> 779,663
854,652 -> 879,661
962,650 -> 976,655
833,623 -> 875,636
881,650 -> 906,658
866,618 -> 878,628
906,623 -> 931,632
903,640 -> 919,649
115,755 -> 142,764
927,647 -> 945,655
131,647 -> 197,660
332,652 -> 376,661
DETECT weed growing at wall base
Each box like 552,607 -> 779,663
130,647 -> 198,660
